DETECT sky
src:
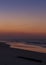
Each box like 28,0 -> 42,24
0,0 -> 46,38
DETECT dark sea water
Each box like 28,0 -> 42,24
10,38 -> 46,48
25,40 -> 46,48
1,38 -> 46,48
6,39 -> 46,53
0,38 -> 46,53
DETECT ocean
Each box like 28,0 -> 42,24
5,39 -> 46,53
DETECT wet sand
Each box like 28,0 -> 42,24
0,42 -> 46,65
9,42 -> 46,53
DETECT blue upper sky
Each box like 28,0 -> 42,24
0,0 -> 46,13
0,0 -> 46,36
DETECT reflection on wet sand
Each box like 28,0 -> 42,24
0,41 -> 46,65
7,42 -> 46,53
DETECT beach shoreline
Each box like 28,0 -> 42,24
6,42 -> 46,53
0,42 -> 46,65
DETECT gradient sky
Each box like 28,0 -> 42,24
0,0 -> 46,37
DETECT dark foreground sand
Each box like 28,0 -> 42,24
0,42 -> 46,65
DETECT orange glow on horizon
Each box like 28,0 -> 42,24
0,12 -> 46,36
